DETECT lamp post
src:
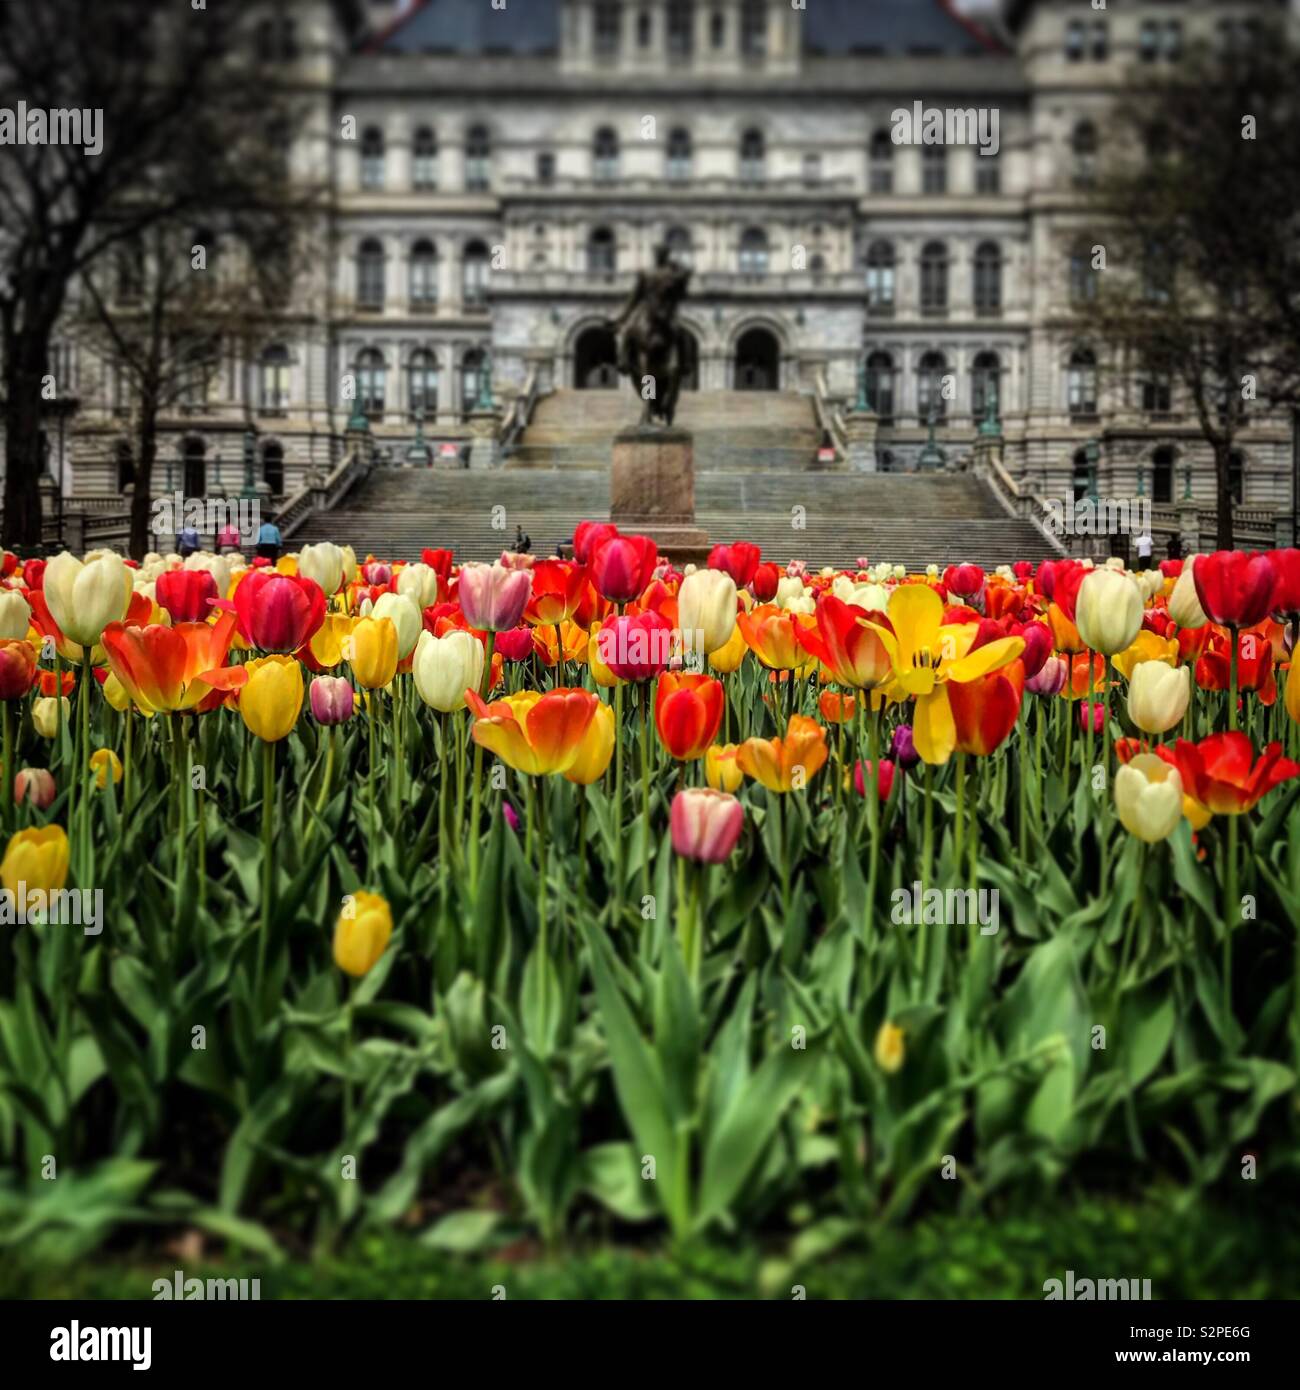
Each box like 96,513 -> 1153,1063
917,406 -> 945,472
241,426 -> 259,501
1085,436 -> 1101,503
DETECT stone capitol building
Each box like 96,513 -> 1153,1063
52,0 -> 1296,559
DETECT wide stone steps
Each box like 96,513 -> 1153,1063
291,467 -> 1057,569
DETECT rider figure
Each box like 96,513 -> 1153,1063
608,243 -> 691,380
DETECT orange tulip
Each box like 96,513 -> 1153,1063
948,661 -> 1025,756
101,610 -> 245,714
736,713 -> 828,792
818,689 -> 857,724
466,686 -> 599,776
737,604 -> 817,673
654,672 -> 724,761
1047,601 -> 1086,654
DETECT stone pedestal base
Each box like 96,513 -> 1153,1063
611,426 -> 710,566
844,410 -> 879,473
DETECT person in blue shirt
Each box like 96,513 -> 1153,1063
177,525 -> 200,559
256,520 -> 282,563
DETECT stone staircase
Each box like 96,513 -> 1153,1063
508,388 -> 824,471
291,466 -> 1058,569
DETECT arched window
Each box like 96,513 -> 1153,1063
588,227 -> 617,275
864,241 -> 895,312
667,127 -> 693,182
869,131 -> 894,194
465,124 -> 491,190
920,241 -> 948,314
355,348 -> 387,419
1072,448 -> 1091,502
922,145 -> 947,194
413,126 -> 438,190
917,351 -> 949,419
665,225 -> 693,268
594,1 -> 621,61
408,349 -> 439,417
1067,348 -> 1098,415
973,241 -> 1002,315
740,0 -> 766,60
865,351 -> 894,420
738,227 -> 769,277
115,440 -> 135,493
409,239 -> 438,307
1071,120 -> 1097,188
360,127 -> 385,191
972,351 -> 1001,417
1069,241 -> 1098,303
593,127 -> 619,182
259,344 -> 290,412
462,240 -> 489,307
357,238 -> 386,310
739,128 -> 765,183
1151,447 -> 1174,504
261,441 -> 284,496
461,348 -> 486,414
667,0 -> 694,58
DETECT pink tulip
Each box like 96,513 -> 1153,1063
363,562 -> 392,586
670,788 -> 744,864
1078,699 -> 1105,733
1026,655 -> 1067,696
14,767 -> 55,809
309,675 -> 354,725
854,758 -> 896,802
457,562 -> 532,632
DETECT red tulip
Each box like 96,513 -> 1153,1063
793,594 -> 892,688
596,611 -> 672,681
1007,619 -> 1052,678
708,542 -> 761,589
524,560 -> 587,626
494,625 -> 536,662
1268,548 -> 1300,618
1013,561 -> 1035,583
945,563 -> 985,599
751,562 -> 780,602
155,568 -> 218,624
573,521 -> 619,565
854,758 -> 896,802
22,558 -> 45,591
421,548 -> 454,580
1172,732 -> 1300,814
590,534 -> 657,604
1159,558 -> 1183,579
1192,551 -> 1275,629
232,570 -> 326,653
948,662 -> 1025,756
654,672 -> 725,760
0,639 -> 37,699
1077,699 -> 1105,733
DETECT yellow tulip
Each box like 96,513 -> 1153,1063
707,625 -> 748,674
1287,664 -> 1300,729
564,699 -> 615,785
308,614 -> 354,670
347,616 -> 399,690
90,748 -> 123,788
705,742 -> 744,793
1,825 -> 70,896
239,655 -> 304,742
333,890 -> 393,977
1111,630 -> 1178,680
587,620 -> 621,688
874,1021 -> 904,1074
32,696 -> 70,739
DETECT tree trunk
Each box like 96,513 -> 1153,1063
1,348 -> 48,551
130,400 -> 159,561
1213,439 -> 1235,550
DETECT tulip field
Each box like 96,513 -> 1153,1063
2,533 -> 1300,1294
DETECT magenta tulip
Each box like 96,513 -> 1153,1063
309,675 -> 354,725
457,562 -> 532,632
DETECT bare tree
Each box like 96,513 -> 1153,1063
1071,26 -> 1300,549
0,0 -> 321,549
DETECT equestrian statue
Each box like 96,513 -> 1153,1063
606,243 -> 692,428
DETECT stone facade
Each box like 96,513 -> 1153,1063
49,0 -> 1296,524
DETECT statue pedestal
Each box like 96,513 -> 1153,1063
611,426 -> 711,568
844,410 -> 879,473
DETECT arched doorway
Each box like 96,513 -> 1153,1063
574,325 -> 619,389
734,327 -> 779,391
182,437 -> 206,497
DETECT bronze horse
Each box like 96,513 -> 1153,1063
607,244 -> 692,428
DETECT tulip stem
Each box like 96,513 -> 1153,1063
1229,625 -> 1239,733
1,700 -> 11,833
342,978 -> 355,1145
919,761 -> 934,993
640,688 -> 651,903
256,738 -> 275,1006
1224,812 -> 1238,1028
367,698 -> 377,879
612,681 -> 625,925
467,632 -> 496,898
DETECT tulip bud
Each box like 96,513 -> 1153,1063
239,655 -> 304,742
333,890 -> 394,977
0,589 -> 32,639
889,723 -> 920,769
298,543 -> 345,597
396,561 -> 439,610
704,743 -> 743,793
1074,568 -> 1143,655
14,768 -> 55,810
677,567 -> 738,657
412,629 -> 485,713
371,591 -> 422,660
310,675 -> 355,725
1168,558 -> 1208,629
874,1021 -> 905,1074
1026,655 -> 1067,696
42,551 -> 132,647
457,562 -> 532,631
854,758 -> 896,802
1,824 -> 70,895
1127,660 -> 1190,735
669,787 -> 744,863
347,616 -> 399,690
1113,754 -> 1184,843
89,748 -> 123,788
32,696 -> 70,739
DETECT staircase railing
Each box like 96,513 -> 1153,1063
500,365 -> 545,460
810,370 -> 847,466
973,450 -> 1068,557
276,448 -> 372,540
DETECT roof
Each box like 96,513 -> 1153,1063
368,0 -> 1001,57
